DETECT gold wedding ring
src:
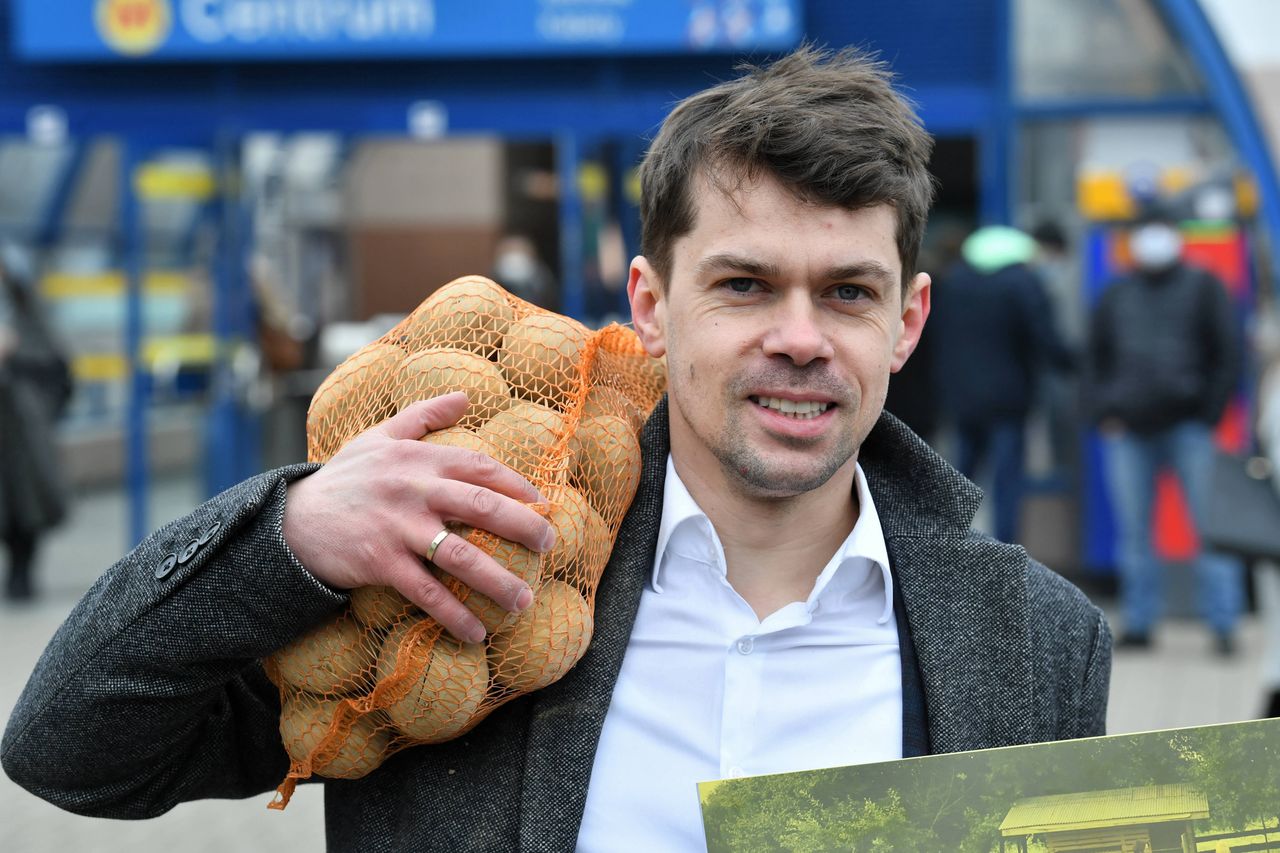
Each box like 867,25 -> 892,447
426,529 -> 451,562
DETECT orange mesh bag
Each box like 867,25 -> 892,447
264,276 -> 666,808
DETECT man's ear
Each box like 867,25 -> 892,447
890,272 -> 930,373
627,256 -> 668,358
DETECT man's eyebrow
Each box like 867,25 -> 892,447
694,253 -> 782,279
826,261 -> 897,288
694,254 -> 898,289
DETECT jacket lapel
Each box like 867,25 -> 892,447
862,413 -> 1037,754
892,568 -> 930,758
516,399 -> 670,851
890,533 -> 1036,752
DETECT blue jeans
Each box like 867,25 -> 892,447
955,418 -> 1025,545
1103,421 -> 1244,636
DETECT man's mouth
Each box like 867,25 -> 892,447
749,395 -> 833,420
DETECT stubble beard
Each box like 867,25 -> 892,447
712,407 -> 857,497
692,367 -> 860,499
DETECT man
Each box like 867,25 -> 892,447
1030,219 -> 1086,475
932,225 -> 1073,543
1087,202 -> 1242,655
3,48 -> 1110,850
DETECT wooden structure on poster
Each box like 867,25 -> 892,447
999,783 -> 1209,853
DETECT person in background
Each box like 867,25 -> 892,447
1086,203 -> 1243,655
1031,219 -> 1085,475
490,233 -> 556,309
1031,220 -> 1083,349
931,225 -> 1074,544
882,217 -> 969,446
0,241 -> 71,601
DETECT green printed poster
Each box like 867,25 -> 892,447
699,717 -> 1280,852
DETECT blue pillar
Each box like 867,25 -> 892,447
981,0 -> 1015,226
1158,0 -> 1280,300
557,131 -> 585,320
206,132 -> 261,496
613,138 -> 644,318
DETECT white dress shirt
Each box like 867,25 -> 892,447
576,456 -> 902,851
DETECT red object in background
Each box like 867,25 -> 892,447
1154,471 -> 1199,560
1151,397 -> 1248,561
1182,225 -> 1250,297
1215,397 -> 1249,454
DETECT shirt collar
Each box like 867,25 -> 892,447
651,454 -> 895,624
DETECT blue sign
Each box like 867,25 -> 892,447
14,1 -> 802,62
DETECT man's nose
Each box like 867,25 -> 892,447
761,295 -> 834,366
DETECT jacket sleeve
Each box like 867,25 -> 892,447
1026,561 -> 1113,740
1199,270 -> 1241,424
0,463 -> 348,819
1066,606 -> 1113,739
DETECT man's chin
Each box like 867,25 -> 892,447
719,452 -> 850,498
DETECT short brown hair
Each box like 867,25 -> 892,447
638,45 -> 936,295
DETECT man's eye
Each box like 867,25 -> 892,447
724,278 -> 762,293
833,284 -> 865,301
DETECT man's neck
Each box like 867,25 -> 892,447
671,453 -> 859,620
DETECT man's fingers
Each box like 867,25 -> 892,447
386,553 -> 489,644
413,527 -> 533,615
379,393 -> 469,441
424,479 -> 554,554
428,446 -> 544,505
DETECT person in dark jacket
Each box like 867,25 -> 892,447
932,226 -> 1073,543
0,241 -> 70,601
1087,204 -> 1243,654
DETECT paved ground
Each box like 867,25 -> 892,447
0,478 -> 1271,852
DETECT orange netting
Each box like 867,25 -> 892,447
263,276 -> 666,808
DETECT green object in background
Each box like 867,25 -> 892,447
961,225 -> 1037,274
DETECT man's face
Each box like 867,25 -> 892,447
628,170 -> 930,500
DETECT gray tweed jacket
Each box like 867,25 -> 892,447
2,400 -> 1111,851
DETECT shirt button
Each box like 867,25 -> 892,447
736,637 -> 754,655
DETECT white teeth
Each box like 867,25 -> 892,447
754,396 -> 831,419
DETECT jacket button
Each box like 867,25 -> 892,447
198,520 -> 222,546
155,553 -> 178,579
178,539 -> 201,565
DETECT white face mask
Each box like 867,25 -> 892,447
495,251 -> 536,283
1130,224 -> 1183,271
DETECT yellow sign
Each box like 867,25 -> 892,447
40,271 -> 190,299
73,335 -> 218,383
95,0 -> 172,56
134,162 -> 217,200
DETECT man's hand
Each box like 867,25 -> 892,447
283,391 -> 555,644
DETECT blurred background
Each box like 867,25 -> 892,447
2,0 -> 1280,849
